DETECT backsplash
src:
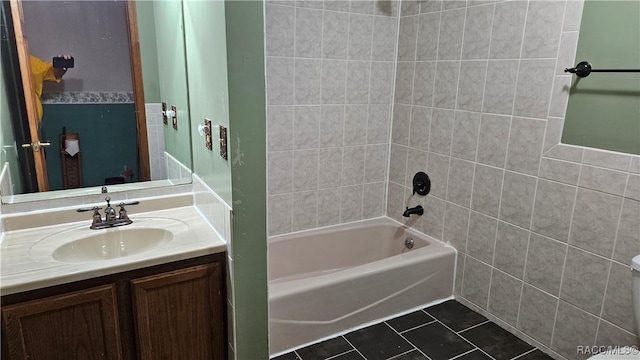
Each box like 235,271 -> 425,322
385,1 -> 639,360
265,0 -> 400,235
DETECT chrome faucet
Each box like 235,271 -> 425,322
77,197 -> 140,230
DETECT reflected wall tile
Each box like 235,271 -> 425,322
429,108 -> 455,155
488,269 -> 522,327
568,189 -> 622,257
602,262 -> 637,334
293,149 -> 319,192
451,111 -> 481,161
373,16 -> 398,61
320,105 -> 345,148
318,148 -> 343,188
531,179 -> 576,242
348,14 -> 374,60
267,57 -> 294,105
613,199 -> 640,265
294,59 -> 322,104
433,61 -> 460,109
295,8 -> 323,58
513,59 -> 556,119
268,193 -> 293,235
367,104 -> 391,143
521,1 -> 564,59
524,233 -> 566,296
476,114 -> 510,167
462,255 -> 492,309
363,182 -> 385,218
294,105 -> 320,149
345,105 -> 368,145
292,191 -> 318,231
413,62 -> 436,107
467,211 -> 498,265
443,202 -> 470,251
341,185 -> 364,223
317,187 -> 341,227
416,13 -> 440,61
267,106 -> 294,151
369,62 -> 395,104
365,144 -> 388,183
409,106 -> 431,151
499,171 -> 537,229
321,60 -> 347,104
471,164 -> 503,218
266,4 -> 295,57
517,284 -> 558,347
268,151 -> 293,195
461,4 -> 494,59
437,8 -> 465,60
398,16 -> 418,61
560,247 -> 609,316
505,117 -> 545,176
493,222 -> 528,279
552,301 -> 599,360
446,158 -> 475,207
323,11 -> 349,59
427,152 -> 450,199
483,60 -> 518,115
489,1 -> 526,59
346,61 -> 371,104
457,61 -> 487,112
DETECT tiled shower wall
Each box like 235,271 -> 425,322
385,1 -> 639,360
265,0 -> 399,235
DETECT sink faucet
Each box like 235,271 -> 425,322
77,197 -> 140,230
403,205 -> 424,217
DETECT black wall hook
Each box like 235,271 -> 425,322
412,172 -> 431,196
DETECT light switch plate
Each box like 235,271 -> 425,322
162,102 -> 168,125
204,119 -> 212,151
171,105 -> 178,130
219,125 -> 227,160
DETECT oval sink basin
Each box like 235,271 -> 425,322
52,228 -> 173,263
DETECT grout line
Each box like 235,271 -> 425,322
386,321 -> 434,360
457,319 -> 491,334
325,348 -> 357,360
341,335 -> 369,360
510,348 -> 538,360
395,319 -> 438,334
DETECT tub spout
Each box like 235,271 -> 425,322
403,205 -> 424,217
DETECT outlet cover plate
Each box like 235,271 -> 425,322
171,105 -> 178,130
219,125 -> 227,160
162,102 -> 168,125
204,119 -> 212,151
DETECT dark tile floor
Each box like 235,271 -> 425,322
272,300 -> 554,360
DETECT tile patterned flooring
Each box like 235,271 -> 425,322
272,300 -> 554,360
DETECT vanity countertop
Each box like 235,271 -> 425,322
0,205 -> 226,296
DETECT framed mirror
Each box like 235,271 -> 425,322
0,0 -> 192,204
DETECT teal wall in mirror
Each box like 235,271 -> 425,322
562,0 -> 640,155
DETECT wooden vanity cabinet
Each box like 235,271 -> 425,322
1,254 -> 226,360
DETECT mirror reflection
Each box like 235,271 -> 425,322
0,0 -> 192,204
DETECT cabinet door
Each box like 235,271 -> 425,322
131,263 -> 225,359
2,284 -> 122,360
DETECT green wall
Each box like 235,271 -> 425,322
224,1 -> 268,358
0,63 -> 22,194
41,103 -> 138,190
562,0 -> 640,155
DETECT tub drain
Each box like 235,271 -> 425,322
404,237 -> 414,249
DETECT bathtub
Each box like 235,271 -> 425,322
268,217 -> 456,355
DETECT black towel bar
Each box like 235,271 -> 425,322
565,61 -> 640,78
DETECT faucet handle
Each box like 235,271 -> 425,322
77,206 -> 102,213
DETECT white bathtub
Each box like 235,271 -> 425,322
268,217 -> 456,355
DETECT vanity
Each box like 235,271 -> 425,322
0,194 -> 227,359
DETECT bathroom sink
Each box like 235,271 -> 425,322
52,228 -> 174,263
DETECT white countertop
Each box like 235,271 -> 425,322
1,206 -> 226,296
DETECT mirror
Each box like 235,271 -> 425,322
0,0 -> 192,204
